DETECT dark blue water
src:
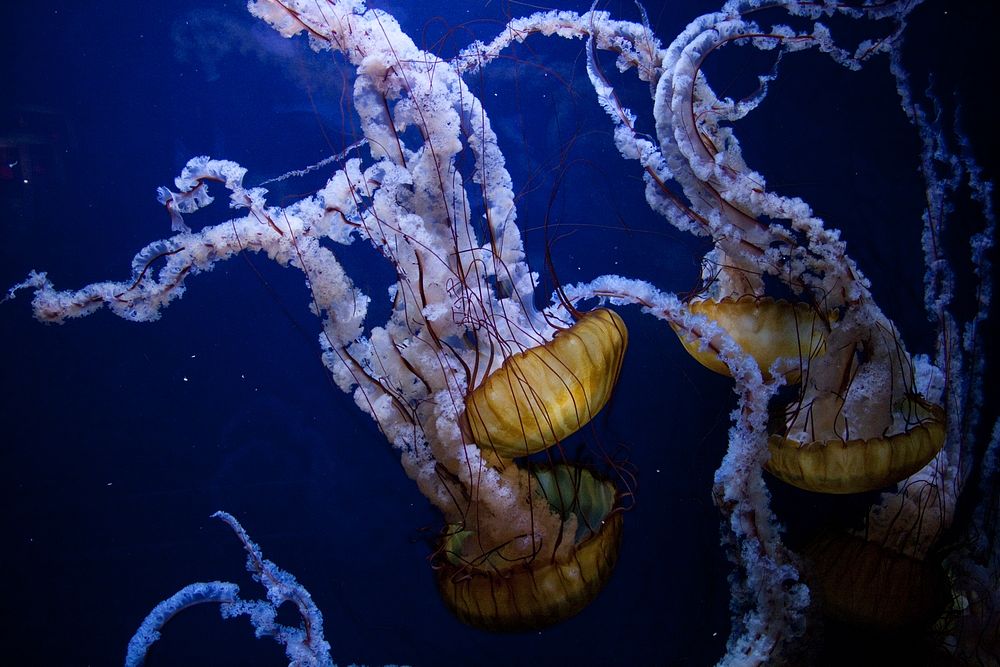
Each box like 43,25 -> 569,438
1,1 -> 996,665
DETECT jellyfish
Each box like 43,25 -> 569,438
644,1 -> 947,496
10,0 -> 637,637
445,307 -> 627,630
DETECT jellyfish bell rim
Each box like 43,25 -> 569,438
672,296 -> 830,382
803,530 -> 951,631
462,308 -> 628,460
433,464 -> 624,632
764,402 -> 946,494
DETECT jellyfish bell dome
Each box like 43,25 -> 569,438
803,530 -> 951,631
672,296 -> 829,382
766,398 -> 946,494
764,305 -> 946,494
435,464 -> 622,632
463,308 -> 628,459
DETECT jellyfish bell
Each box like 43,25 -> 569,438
463,307 -> 628,459
763,306 -> 946,494
803,530 -> 951,631
795,444 -> 967,659
435,464 -> 623,632
672,296 -> 829,382
766,399 -> 946,494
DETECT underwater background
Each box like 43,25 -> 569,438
1,1 -> 997,665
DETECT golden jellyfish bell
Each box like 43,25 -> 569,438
765,399 -> 945,494
463,308 -> 627,459
673,297 -> 829,382
435,465 -> 622,632
803,531 -> 949,630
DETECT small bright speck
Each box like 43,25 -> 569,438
183,376 -> 189,382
